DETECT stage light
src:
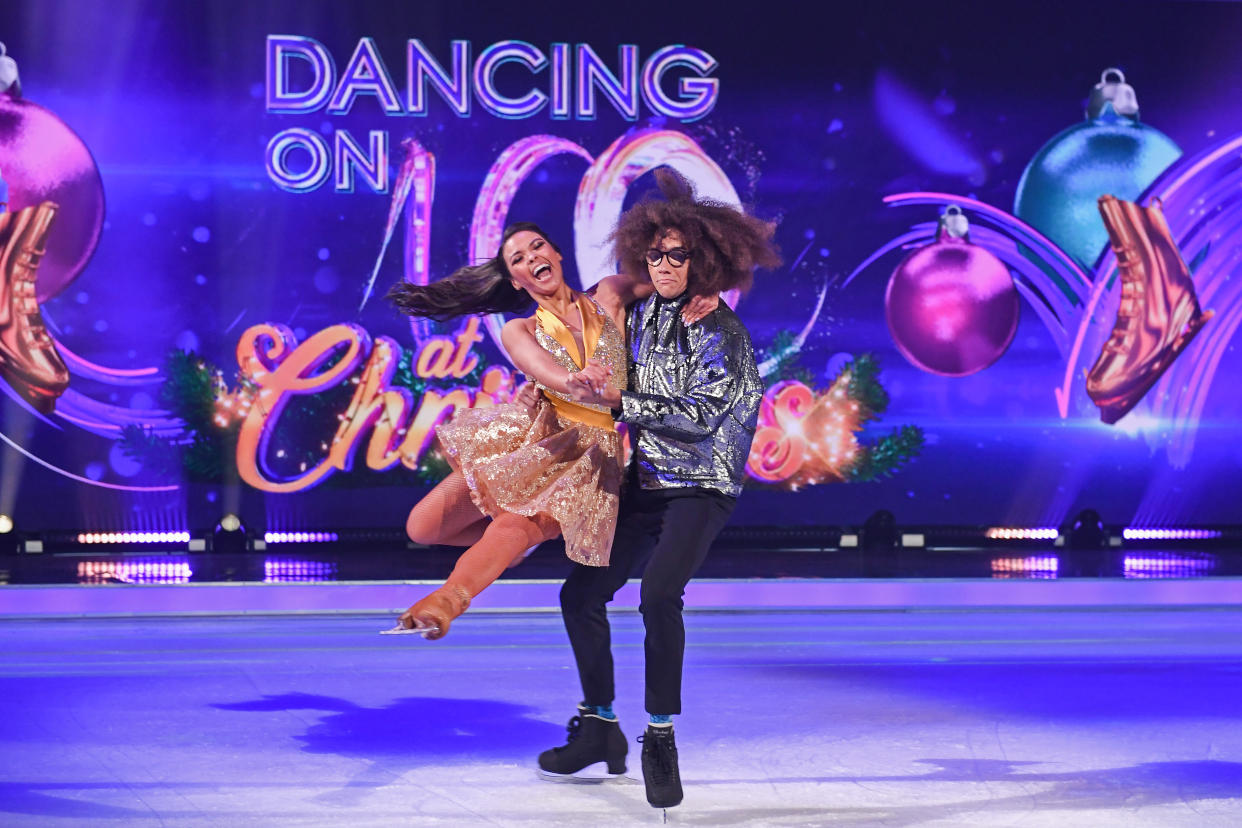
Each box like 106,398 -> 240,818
212,515 -> 248,554
1122,528 -> 1222,541
986,527 -> 1059,541
0,515 -> 12,534
263,531 -> 340,544
75,531 -> 192,545
859,510 -> 900,577
1065,509 -> 1107,549
1059,508 -> 1119,576
861,510 -> 898,552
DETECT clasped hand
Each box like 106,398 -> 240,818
566,360 -> 617,407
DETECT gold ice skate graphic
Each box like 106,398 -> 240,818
1087,195 -> 1213,424
0,201 -> 70,413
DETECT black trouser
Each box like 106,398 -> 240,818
559,484 -> 736,715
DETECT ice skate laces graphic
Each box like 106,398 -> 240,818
1086,196 -> 1212,425
0,203 -> 69,413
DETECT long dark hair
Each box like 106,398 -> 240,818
610,168 -> 781,295
387,222 -> 558,320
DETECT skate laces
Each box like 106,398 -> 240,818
562,715 -> 582,746
1104,275 -> 1145,351
639,730 -> 676,780
13,266 -> 50,345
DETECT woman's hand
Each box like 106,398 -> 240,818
566,359 -> 620,407
565,372 -> 593,402
682,293 -> 719,325
575,360 -> 612,390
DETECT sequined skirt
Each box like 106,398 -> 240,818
436,400 -> 624,567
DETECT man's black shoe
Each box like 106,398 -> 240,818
538,706 -> 627,779
639,724 -> 683,807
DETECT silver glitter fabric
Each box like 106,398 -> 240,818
435,294 -> 627,567
619,293 -> 762,498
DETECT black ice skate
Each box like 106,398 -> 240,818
537,706 -> 627,781
639,724 -> 683,808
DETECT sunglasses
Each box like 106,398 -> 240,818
645,247 -> 690,267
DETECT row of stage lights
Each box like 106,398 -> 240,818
984,526 -> 1222,543
76,558 -> 339,584
71,552 -> 1220,584
263,532 -> 340,544
73,530 -> 343,545
0,511 -> 1234,553
1122,528 -> 1223,540
986,528 -> 1060,540
990,552 -> 1219,580
78,531 -> 192,544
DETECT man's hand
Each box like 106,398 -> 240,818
512,380 -> 541,410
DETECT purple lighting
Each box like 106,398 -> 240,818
1123,553 -> 1217,579
1123,528 -> 1222,541
78,558 -> 192,584
987,527 -> 1059,540
991,555 -> 1060,579
78,531 -> 191,544
263,558 -> 339,583
264,531 -> 340,543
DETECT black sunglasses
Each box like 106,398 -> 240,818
645,247 -> 690,267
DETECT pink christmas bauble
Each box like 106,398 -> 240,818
885,234 -> 1018,376
0,93 -> 104,302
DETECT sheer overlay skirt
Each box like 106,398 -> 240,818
436,401 -> 624,567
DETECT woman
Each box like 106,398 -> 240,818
387,222 -> 710,638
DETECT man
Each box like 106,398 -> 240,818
537,168 -> 779,810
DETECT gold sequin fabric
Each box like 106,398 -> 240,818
435,295 -> 627,567
533,294 -> 628,412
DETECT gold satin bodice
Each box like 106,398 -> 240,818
533,293 -> 627,430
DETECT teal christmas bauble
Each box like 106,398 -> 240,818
1014,69 -> 1181,270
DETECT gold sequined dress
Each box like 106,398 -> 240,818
436,293 -> 627,566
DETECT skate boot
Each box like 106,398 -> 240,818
1087,195 -> 1213,424
639,724 -> 683,808
400,583 -> 471,640
537,706 -> 627,780
0,202 -> 70,414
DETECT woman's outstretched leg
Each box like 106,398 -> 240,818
400,511 -> 559,639
405,470 -> 490,547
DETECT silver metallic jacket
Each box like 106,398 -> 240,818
618,293 -> 763,498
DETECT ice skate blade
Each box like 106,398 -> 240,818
380,624 -> 441,637
1095,309 -> 1213,425
537,763 -> 629,784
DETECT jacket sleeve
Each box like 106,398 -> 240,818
618,326 -> 739,442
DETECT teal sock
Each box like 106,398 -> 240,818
590,704 -> 616,720
649,714 -> 672,726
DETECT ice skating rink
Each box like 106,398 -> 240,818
3,585 -> 1242,827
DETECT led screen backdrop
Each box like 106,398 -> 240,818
1,0 -> 1240,534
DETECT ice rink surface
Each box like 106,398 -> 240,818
3,606 -> 1242,827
